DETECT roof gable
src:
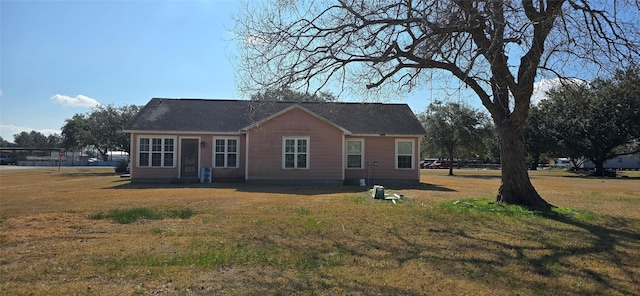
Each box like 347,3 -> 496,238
124,98 -> 426,135
242,104 -> 352,134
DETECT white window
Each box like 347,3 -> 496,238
214,138 -> 238,168
283,137 -> 309,169
346,139 -> 364,169
138,137 -> 175,167
396,139 -> 414,169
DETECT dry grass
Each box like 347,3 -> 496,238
1,167 -> 639,295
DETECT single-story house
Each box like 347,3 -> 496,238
123,98 -> 426,185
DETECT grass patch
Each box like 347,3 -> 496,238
440,198 -> 598,220
616,196 -> 640,205
89,207 -> 194,224
102,239 -> 346,272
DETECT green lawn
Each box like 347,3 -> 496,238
1,168 -> 638,295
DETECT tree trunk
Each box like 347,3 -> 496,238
594,161 -> 605,176
448,149 -> 454,176
98,148 -> 109,162
496,121 -> 553,209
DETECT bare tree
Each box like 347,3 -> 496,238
234,0 -> 640,208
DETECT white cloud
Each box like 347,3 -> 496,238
51,94 -> 100,107
0,124 -> 28,137
531,78 -> 560,105
531,78 -> 585,105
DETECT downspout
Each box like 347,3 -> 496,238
243,130 -> 249,182
129,133 -> 134,179
341,133 -> 345,182
416,137 -> 421,180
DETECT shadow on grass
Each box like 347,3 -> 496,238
62,171 -> 118,177
108,181 -> 366,195
184,211 -> 639,294
561,171 -> 640,180
361,217 -> 634,294
538,214 -> 640,293
108,181 -> 455,194
450,174 -> 502,180
391,182 -> 456,191
186,266 -> 423,295
407,212 -> 638,294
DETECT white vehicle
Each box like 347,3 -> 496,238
551,158 -> 573,168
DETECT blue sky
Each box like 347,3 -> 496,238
1,0 -> 247,141
1,0 -> 556,143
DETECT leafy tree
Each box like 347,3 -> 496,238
47,134 -> 63,148
523,105 -> 557,170
61,104 -> 141,160
480,121 -> 501,165
61,114 -> 88,150
419,101 -> 489,175
539,69 -> 640,176
112,104 -> 141,153
0,136 -> 13,147
13,131 -> 49,148
251,88 -> 336,102
234,0 -> 639,208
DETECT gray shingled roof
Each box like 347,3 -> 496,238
124,98 -> 426,135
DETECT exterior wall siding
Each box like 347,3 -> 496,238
207,134 -> 246,181
129,133 -> 179,182
130,133 -> 245,182
246,108 -> 344,182
344,136 -> 421,185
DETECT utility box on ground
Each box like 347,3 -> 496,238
372,185 -> 385,199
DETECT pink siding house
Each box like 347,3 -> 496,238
124,99 -> 426,186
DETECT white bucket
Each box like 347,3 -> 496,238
359,179 -> 366,186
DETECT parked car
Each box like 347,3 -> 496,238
0,154 -> 16,165
420,159 -> 439,169
428,160 -> 453,169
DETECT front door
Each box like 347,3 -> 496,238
181,139 -> 199,178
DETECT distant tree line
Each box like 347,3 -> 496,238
420,68 -> 640,176
0,131 -> 63,149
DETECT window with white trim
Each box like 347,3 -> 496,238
346,139 -> 364,169
283,137 -> 308,169
396,139 -> 414,169
214,138 -> 238,168
139,137 -> 174,167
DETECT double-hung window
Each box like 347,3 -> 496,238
346,139 -> 364,169
396,139 -> 414,169
283,137 -> 308,169
139,137 -> 174,167
214,138 -> 238,168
